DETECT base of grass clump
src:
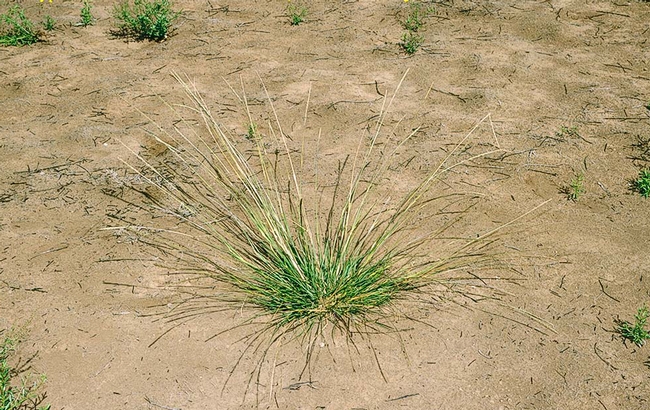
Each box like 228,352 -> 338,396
113,71 -> 547,396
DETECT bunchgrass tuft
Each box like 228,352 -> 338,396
114,71 -> 549,397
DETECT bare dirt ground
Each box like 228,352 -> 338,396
1,0 -> 650,409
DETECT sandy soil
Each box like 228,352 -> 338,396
1,0 -> 650,408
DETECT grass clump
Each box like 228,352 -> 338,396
617,306 -> 650,347
116,72 -> 543,393
0,330 -> 50,410
78,0 -> 94,27
113,0 -> 180,41
0,6 -> 40,47
633,169 -> 650,198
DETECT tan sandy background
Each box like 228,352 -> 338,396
1,0 -> 650,408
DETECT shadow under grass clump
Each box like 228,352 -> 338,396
115,71 -> 548,396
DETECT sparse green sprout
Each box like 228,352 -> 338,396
246,122 -> 259,141
113,0 -> 180,42
400,31 -> 423,54
633,169 -> 650,198
79,0 -> 94,27
402,0 -> 434,32
0,6 -> 40,47
42,15 -> 56,31
564,172 -> 585,202
0,330 -> 51,410
617,306 -> 650,347
645,101 -> 650,110
287,0 -> 307,25
556,125 -> 579,139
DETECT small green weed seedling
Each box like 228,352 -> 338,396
400,31 -> 423,54
42,15 -> 56,31
645,101 -> 650,110
114,0 -> 180,41
633,169 -> 650,198
246,122 -> 259,141
617,306 -> 650,347
402,0 -> 434,32
287,0 -> 307,25
0,6 -> 40,47
563,172 -> 585,202
79,0 -> 94,27
556,125 -> 578,139
0,330 -> 51,410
